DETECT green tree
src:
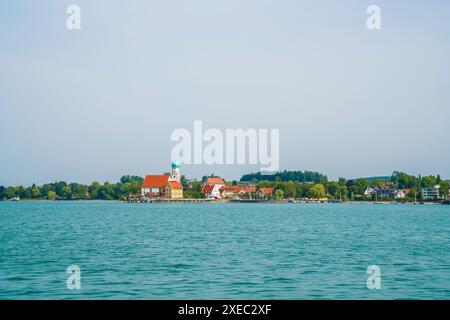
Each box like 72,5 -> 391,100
439,181 -> 449,200
89,181 -> 101,199
31,185 -> 41,199
98,182 -> 115,200
47,191 -> 57,200
274,189 -> 284,200
120,175 -> 143,184
41,184 -> 54,196
0,186 -> 5,200
180,175 -> 189,189
327,181 -> 339,198
71,184 -> 88,199
54,182 -> 67,198
184,181 -> 204,198
62,185 -> 72,199
421,176 -> 437,188
285,181 -> 297,198
310,184 -> 326,199
4,186 -> 17,199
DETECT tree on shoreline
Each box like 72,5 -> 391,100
309,184 -> 326,199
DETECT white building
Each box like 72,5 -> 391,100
422,185 -> 440,200
201,184 -> 222,199
170,162 -> 181,183
364,187 -> 405,199
201,177 -> 226,199
141,174 -> 170,197
393,190 -> 406,199
141,162 -> 182,198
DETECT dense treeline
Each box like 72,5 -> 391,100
240,170 -> 327,184
250,171 -> 449,201
0,175 -> 143,201
0,171 -> 448,201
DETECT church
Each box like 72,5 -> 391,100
141,162 -> 183,199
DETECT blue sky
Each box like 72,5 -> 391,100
1,0 -> 449,185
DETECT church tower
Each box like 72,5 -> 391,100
170,162 -> 181,183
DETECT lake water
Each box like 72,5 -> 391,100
0,201 -> 449,299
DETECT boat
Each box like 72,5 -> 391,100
10,197 -> 20,202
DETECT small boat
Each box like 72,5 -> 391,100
288,199 -> 296,203
10,197 -> 20,202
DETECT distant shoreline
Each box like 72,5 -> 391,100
0,199 -> 445,205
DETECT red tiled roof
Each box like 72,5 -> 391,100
201,185 -> 215,193
206,177 -> 225,185
258,188 -> 273,195
220,186 -> 239,193
142,175 -> 170,188
240,185 -> 256,193
168,181 -> 183,189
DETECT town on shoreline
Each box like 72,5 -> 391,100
1,162 -> 449,205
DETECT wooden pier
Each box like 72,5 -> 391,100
125,195 -> 216,203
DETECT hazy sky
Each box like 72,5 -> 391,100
1,0 -> 449,185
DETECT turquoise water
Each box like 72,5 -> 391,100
0,201 -> 449,299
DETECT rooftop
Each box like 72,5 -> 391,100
142,175 -> 170,188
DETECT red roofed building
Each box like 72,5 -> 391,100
141,163 -> 184,199
141,174 -> 170,197
239,184 -> 257,195
202,184 -> 222,199
201,177 -> 226,199
205,177 -> 225,186
257,188 -> 274,198
165,181 -> 183,199
220,186 -> 240,198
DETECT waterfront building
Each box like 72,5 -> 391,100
403,188 -> 412,196
364,186 -> 405,199
422,185 -> 440,200
201,177 -> 226,199
393,190 -> 406,199
141,162 -> 184,198
201,184 -> 222,199
141,174 -> 170,197
204,177 -> 225,186
238,184 -> 257,195
257,188 -> 274,198
218,184 -> 257,198
165,181 -> 183,199
219,186 -> 240,198
364,188 -> 374,196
